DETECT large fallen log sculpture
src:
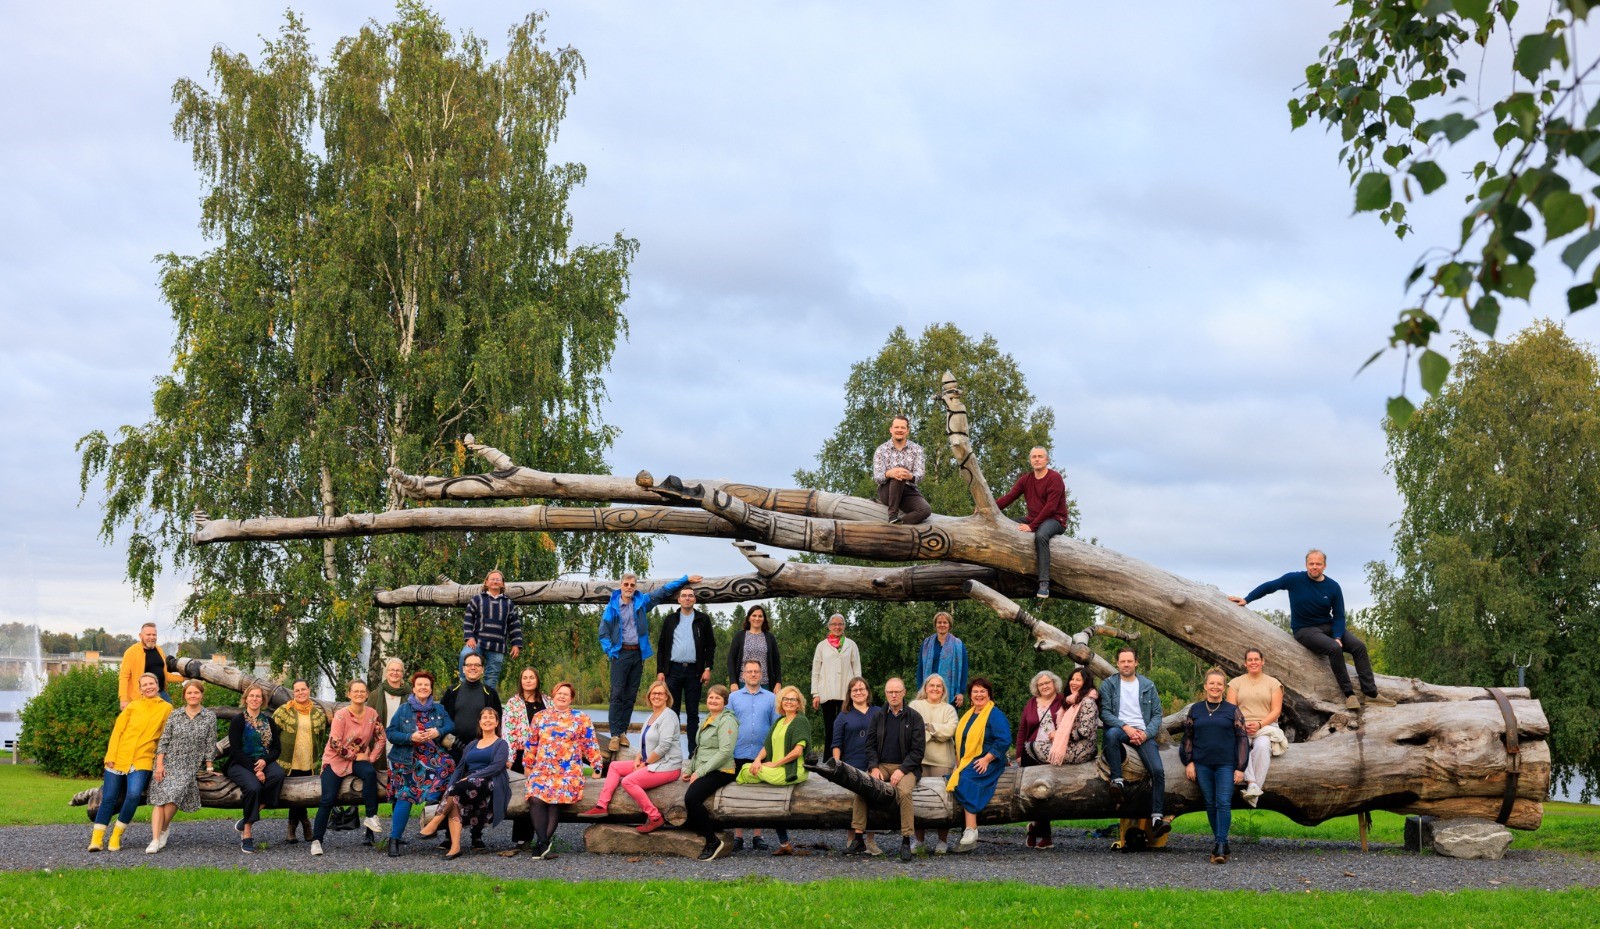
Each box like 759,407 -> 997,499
172,374 -> 1547,836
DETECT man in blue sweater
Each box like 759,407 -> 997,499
1230,549 -> 1395,710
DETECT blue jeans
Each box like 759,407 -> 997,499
608,648 -> 643,742
314,762 -> 379,841
1102,727 -> 1165,818
1195,763 -> 1236,842
458,646 -> 507,692
95,768 -> 152,826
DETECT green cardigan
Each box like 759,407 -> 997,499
690,711 -> 739,778
761,713 -> 811,783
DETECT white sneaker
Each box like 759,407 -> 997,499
144,839 -> 160,854
934,840 -> 949,855
953,828 -> 979,853
1242,783 -> 1263,807
362,815 -> 381,834
310,840 -> 323,856
157,828 -> 170,851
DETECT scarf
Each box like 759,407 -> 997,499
1052,691 -> 1091,760
380,680 -> 409,699
946,700 -> 995,791
243,710 -> 273,759
406,694 -> 434,714
826,633 -> 842,649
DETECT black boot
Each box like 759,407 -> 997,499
1209,842 -> 1223,863
843,834 -> 867,856
1221,840 -> 1231,861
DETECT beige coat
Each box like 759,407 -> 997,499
910,698 -> 958,770
810,637 -> 862,703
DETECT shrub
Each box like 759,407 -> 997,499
19,666 -> 120,777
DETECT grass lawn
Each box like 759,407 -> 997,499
3,870 -> 1599,928
0,764 -> 268,827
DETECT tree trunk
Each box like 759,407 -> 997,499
181,373 -> 1549,830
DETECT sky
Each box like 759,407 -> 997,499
3,1 -> 1597,639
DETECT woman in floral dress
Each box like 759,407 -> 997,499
383,670 -> 455,857
522,681 -> 601,859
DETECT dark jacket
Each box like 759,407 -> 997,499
226,713 -> 283,772
725,628 -> 782,689
655,608 -> 716,677
1016,693 -> 1065,759
449,736 -> 511,826
442,680 -> 502,752
761,713 -> 812,783
1098,674 -> 1164,736
866,704 -> 925,779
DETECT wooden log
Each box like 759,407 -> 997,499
71,698 -> 1547,830
387,435 -> 887,521
962,580 -> 1118,681
376,542 -> 1038,607
192,505 -> 739,546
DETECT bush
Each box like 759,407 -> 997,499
19,666 -> 120,778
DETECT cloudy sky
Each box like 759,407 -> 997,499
3,2 -> 1595,638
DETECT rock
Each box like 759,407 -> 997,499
582,824 -> 730,859
1431,817 -> 1513,860
1404,814 -> 1436,852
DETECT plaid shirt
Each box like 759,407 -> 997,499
872,439 -> 926,485
464,592 -> 523,653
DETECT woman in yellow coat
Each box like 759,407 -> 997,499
89,673 -> 173,851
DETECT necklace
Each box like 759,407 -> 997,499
1204,700 -> 1224,716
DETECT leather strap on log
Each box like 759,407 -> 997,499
1486,687 -> 1521,826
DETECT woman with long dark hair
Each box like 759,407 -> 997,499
725,604 -> 781,693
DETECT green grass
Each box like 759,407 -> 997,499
3,870 -> 1599,928
0,764 -> 265,826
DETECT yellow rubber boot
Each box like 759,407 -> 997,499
108,822 -> 127,852
88,824 -> 106,852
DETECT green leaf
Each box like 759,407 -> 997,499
1493,122 -> 1520,148
1384,96 -> 1416,126
1355,172 -> 1393,212
1438,262 -> 1474,297
1467,294 -> 1501,335
1514,33 -> 1563,82
1542,191 -> 1588,241
1498,262 -> 1536,300
1387,395 -> 1416,428
1357,347 -> 1387,374
1452,0 -> 1490,20
1418,349 -> 1450,395
1568,283 -> 1598,312
1410,161 -> 1448,194
1405,262 -> 1429,290
1289,99 -> 1307,130
1561,229 -> 1600,270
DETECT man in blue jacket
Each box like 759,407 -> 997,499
1229,549 -> 1395,711
1098,647 -> 1170,838
599,572 -> 701,752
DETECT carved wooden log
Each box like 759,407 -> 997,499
377,542 -> 1039,607
72,698 -> 1546,831
167,656 -> 339,716
192,505 -> 739,545
962,580 -> 1118,682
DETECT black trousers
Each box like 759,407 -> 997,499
683,769 -> 736,838
1294,622 -> 1376,697
819,700 -> 843,756
663,662 -> 704,754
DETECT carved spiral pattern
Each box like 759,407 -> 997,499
606,509 -> 645,528
915,527 -> 954,559
727,577 -> 767,598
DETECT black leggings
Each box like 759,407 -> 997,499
683,770 -> 736,839
528,798 -> 563,845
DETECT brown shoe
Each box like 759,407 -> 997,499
770,843 -> 794,856
1363,693 -> 1397,707
1344,694 -> 1362,710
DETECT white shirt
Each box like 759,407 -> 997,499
1117,678 -> 1144,730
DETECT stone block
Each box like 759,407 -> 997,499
1431,817 -> 1513,860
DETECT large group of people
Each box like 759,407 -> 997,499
92,428 -> 1380,866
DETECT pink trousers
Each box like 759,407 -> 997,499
597,760 -> 679,820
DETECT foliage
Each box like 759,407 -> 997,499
791,324 -> 1096,706
1366,321 -> 1600,796
76,4 -> 645,684
1294,1 -> 1600,423
6,871 -> 1600,928
18,667 -> 121,778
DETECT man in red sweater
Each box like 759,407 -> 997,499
995,446 -> 1069,598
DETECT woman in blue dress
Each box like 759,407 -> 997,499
946,677 -> 1010,854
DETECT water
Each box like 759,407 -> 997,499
0,623 -> 45,751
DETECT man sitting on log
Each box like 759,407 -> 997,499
872,414 -> 931,525
1229,550 -> 1395,711
1098,647 -> 1171,840
994,445 -> 1070,599
862,677 -> 925,862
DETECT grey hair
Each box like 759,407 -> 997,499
915,673 -> 948,703
1305,548 -> 1326,562
1029,670 -> 1063,698
384,657 -> 405,672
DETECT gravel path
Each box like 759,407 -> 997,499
3,822 -> 1595,892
